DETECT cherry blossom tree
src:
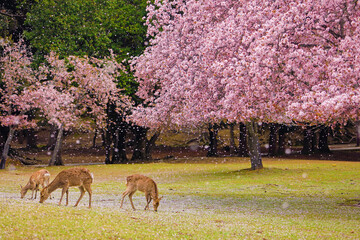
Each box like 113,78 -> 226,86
42,52 -> 130,165
274,1 -> 360,125
131,0 -> 360,169
256,0 -> 360,154
0,38 -> 38,169
0,37 -> 130,167
0,39 -> 79,168
131,0 -> 285,169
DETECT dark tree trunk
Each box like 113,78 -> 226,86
246,121 -> 263,170
238,122 -> 248,157
207,123 -> 218,157
17,130 -> 25,144
318,126 -> 331,153
92,129 -> 98,148
145,130 -> 160,161
229,123 -> 237,155
111,122 -> 128,164
312,129 -> 318,153
101,129 -> 106,147
301,126 -> 316,155
0,127 -> 15,169
25,129 -> 38,149
268,123 -> 278,156
111,128 -> 120,163
356,122 -> 360,147
277,125 -> 287,155
105,102 -> 114,164
131,125 -> 147,161
104,127 -> 112,164
49,124 -> 64,166
105,102 -> 129,164
54,144 -> 63,166
47,125 -> 58,151
0,126 -> 9,153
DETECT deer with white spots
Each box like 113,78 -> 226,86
120,174 -> 162,212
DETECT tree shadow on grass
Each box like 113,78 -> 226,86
338,199 -> 360,207
212,167 -> 300,178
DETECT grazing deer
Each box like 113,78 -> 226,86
39,167 -> 93,208
120,174 -> 162,211
20,169 -> 50,199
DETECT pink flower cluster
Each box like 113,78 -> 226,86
0,40 -> 129,130
131,0 -> 360,128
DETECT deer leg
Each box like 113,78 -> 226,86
34,184 -> 39,199
74,186 -> 85,207
83,184 -> 92,208
59,186 -> 69,206
129,192 -> 136,211
145,193 -> 151,210
65,189 -> 69,206
30,189 -> 35,200
120,190 -> 130,208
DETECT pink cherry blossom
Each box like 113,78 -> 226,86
131,0 -> 360,128
0,39 -> 37,128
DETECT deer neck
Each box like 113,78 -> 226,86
24,182 -> 33,190
151,183 -> 159,200
46,180 -> 60,194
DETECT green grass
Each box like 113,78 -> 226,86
0,158 -> 360,239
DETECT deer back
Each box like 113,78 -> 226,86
32,169 -> 50,185
127,174 -> 157,195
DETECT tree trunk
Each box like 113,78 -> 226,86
0,127 -> 15,169
47,125 -> 58,151
49,124 -> 64,166
238,122 -> 248,157
268,123 -> 278,156
111,123 -> 128,164
246,121 -> 263,170
229,123 -> 237,155
356,122 -> 360,147
277,125 -> 287,155
312,129 -> 318,153
54,144 -> 63,166
131,125 -> 147,161
104,127 -> 112,164
0,126 -> 9,153
207,123 -> 218,157
318,126 -> 331,153
145,130 -> 160,161
17,130 -> 26,144
301,126 -> 316,155
92,129 -> 98,148
145,130 -> 160,160
101,129 -> 106,147
105,101 -> 113,164
25,129 -> 38,149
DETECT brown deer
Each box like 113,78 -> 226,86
120,174 -> 162,211
39,167 -> 93,208
20,169 -> 51,199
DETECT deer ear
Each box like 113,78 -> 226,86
159,196 -> 163,201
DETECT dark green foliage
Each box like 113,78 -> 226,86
24,0 -> 148,59
24,0 -> 148,100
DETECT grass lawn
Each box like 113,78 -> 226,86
0,157 -> 359,239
